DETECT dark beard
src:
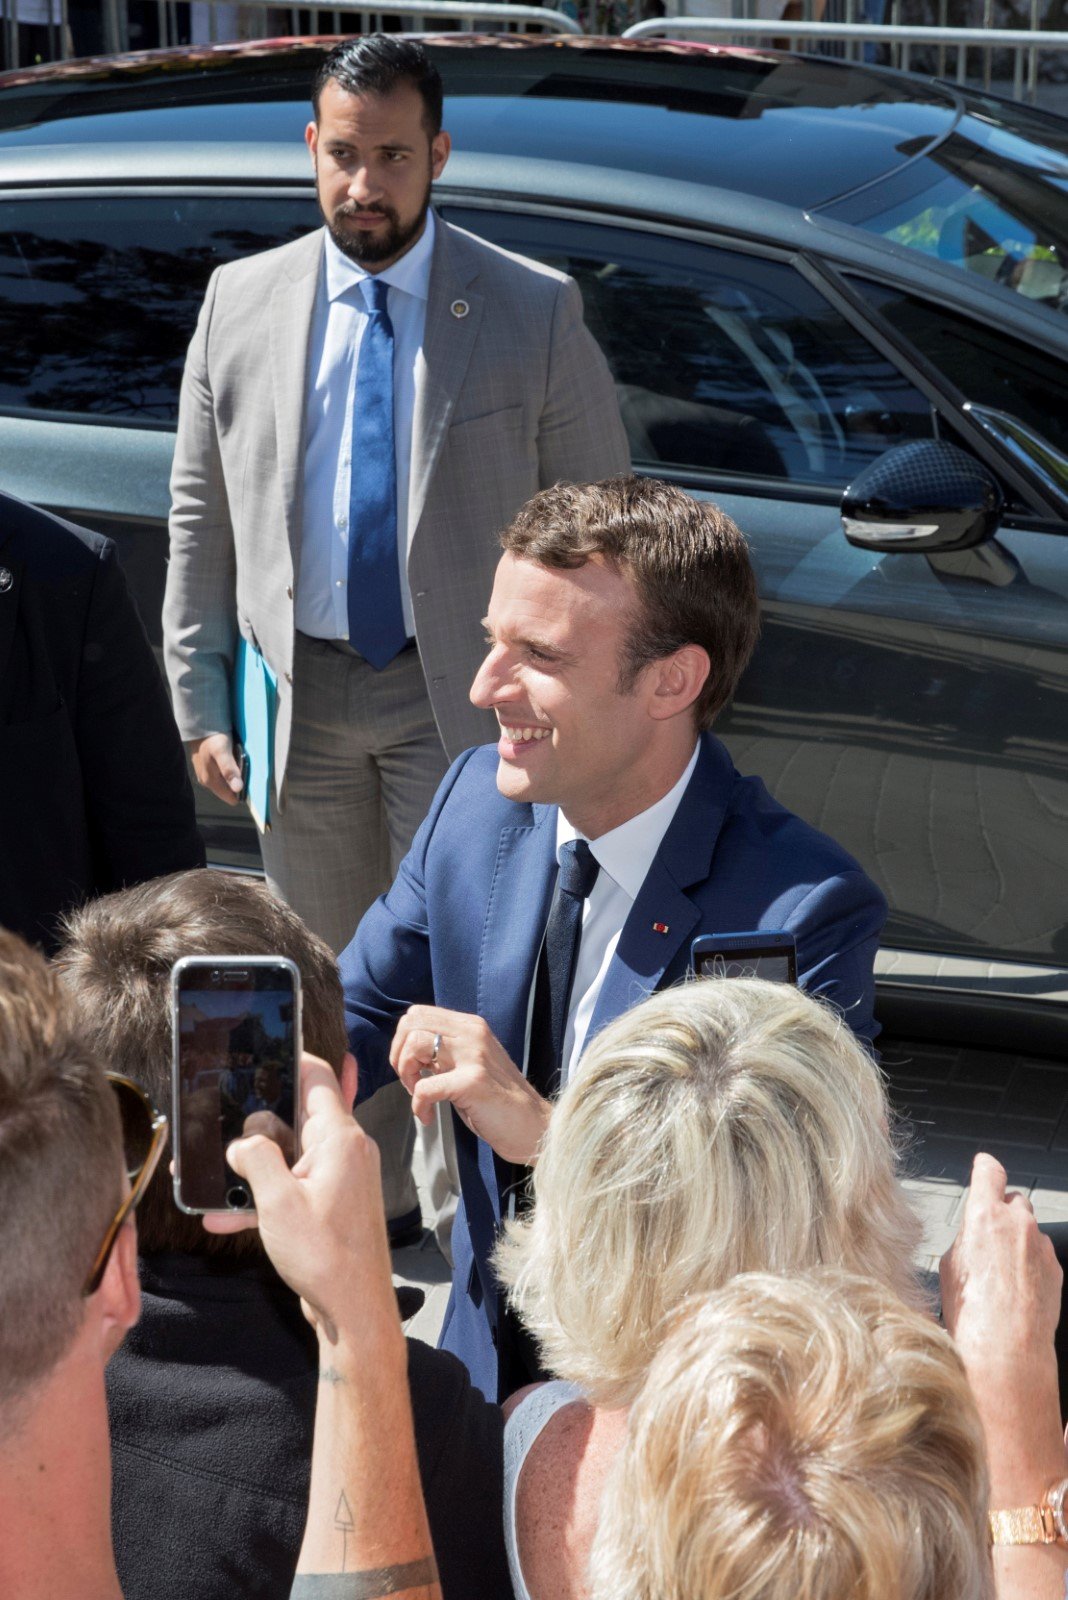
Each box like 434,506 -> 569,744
326,182 -> 432,268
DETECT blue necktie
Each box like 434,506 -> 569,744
346,276 -> 407,669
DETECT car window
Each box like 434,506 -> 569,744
0,195 -> 318,425
440,207 -> 934,489
846,278 -> 1068,469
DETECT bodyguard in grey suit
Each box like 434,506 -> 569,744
163,36 -> 629,1240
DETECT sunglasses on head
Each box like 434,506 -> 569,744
82,1073 -> 169,1298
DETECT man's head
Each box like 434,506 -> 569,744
307,36 -> 450,271
494,977 -> 921,1407
55,870 -> 348,1260
589,1272 -> 993,1600
0,931 -> 132,1436
470,477 -> 760,836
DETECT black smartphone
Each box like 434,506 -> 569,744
171,955 -> 302,1214
690,931 -> 798,984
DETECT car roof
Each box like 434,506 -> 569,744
0,34 -> 970,210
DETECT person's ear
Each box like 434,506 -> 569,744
97,1221 -> 141,1362
646,644 -> 711,723
305,119 -> 318,169
431,129 -> 451,182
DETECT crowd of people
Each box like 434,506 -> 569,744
3,28 -> 1068,1600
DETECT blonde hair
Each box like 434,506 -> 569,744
494,978 -> 922,1406
588,1271 -> 993,1600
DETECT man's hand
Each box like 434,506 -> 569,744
205,1053 -> 397,1348
391,1006 -> 551,1167
940,1152 -> 1066,1506
190,732 -> 244,805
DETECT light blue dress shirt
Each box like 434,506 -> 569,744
296,211 -> 435,640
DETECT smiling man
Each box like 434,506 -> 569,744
339,475 -> 888,1402
163,35 -> 628,1249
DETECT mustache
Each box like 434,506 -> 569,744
334,202 -> 398,223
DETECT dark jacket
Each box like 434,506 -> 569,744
107,1254 -> 513,1600
0,492 -> 203,949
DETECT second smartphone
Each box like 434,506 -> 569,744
171,954 -> 302,1214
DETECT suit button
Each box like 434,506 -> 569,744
286,585 -> 293,600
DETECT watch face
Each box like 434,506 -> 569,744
1049,1478 -> 1068,1545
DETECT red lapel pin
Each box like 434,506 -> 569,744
652,922 -> 670,935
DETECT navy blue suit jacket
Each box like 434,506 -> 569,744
340,733 -> 887,1401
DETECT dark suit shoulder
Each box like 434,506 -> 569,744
724,765 -> 871,881
0,489 -> 111,578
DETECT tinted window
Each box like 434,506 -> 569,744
0,195 -> 318,424
443,208 -> 933,488
848,278 -> 1068,462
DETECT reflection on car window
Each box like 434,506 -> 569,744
0,196 -> 318,424
848,278 -> 1068,465
442,207 -> 933,487
822,129 -> 1068,318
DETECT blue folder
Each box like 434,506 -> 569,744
232,636 -> 277,834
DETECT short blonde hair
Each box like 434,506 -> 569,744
494,979 -> 922,1406
589,1271 -> 993,1600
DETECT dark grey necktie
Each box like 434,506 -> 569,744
526,839 -> 601,1101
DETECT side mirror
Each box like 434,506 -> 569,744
841,439 -> 1004,554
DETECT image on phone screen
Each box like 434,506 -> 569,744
696,952 -> 795,983
174,961 -> 299,1212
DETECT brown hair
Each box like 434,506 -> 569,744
55,870 -> 347,1259
0,931 -> 122,1430
499,476 -> 760,728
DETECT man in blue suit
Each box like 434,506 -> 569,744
340,476 -> 887,1402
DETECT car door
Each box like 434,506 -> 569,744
441,201 -> 1068,1168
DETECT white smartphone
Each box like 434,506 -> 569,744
171,954 -> 302,1214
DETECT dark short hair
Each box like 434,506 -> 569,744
312,35 -> 444,137
0,931 -> 122,1433
500,476 -> 761,729
55,871 -> 348,1261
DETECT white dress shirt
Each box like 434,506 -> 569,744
296,213 -> 436,640
550,741 -> 702,1084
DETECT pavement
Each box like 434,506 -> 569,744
391,1029 -> 1068,1342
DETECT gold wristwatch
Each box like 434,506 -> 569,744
989,1478 -> 1068,1546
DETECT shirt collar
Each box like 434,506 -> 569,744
556,741 -> 701,901
323,207 -> 437,305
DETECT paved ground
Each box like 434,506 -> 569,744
391,1032 -> 1068,1341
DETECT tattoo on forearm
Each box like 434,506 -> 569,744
319,1366 -> 346,1387
335,1489 -> 355,1569
289,1558 -> 438,1599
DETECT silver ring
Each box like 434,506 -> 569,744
431,1032 -> 442,1067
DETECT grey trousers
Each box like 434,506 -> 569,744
259,632 -> 457,1234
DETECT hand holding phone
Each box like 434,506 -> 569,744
172,955 -> 302,1214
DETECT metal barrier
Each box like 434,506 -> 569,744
622,15 -> 1068,103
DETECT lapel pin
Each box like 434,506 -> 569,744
0,567 -> 12,594
652,922 -> 670,936
450,299 -> 470,319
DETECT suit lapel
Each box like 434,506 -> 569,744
269,232 -> 323,575
409,220 -> 483,542
476,805 -> 558,1067
589,736 -> 735,1040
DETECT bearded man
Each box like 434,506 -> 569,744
163,33 -> 628,1243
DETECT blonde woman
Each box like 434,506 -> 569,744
589,1270 -> 995,1600
493,977 -> 924,1600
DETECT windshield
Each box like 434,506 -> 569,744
820,100 -> 1068,318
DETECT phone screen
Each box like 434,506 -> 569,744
173,960 -> 299,1212
695,951 -> 795,982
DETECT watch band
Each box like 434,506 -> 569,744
989,1478 -> 1068,1546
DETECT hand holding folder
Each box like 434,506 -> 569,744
232,637 -> 278,834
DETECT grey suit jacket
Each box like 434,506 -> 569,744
163,218 -> 630,781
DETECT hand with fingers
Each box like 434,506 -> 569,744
941,1152 -> 1068,1597
391,1005 -> 552,1168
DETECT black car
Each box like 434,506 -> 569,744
1,36 -> 1066,1173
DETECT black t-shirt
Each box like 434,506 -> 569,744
107,1253 -> 512,1600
